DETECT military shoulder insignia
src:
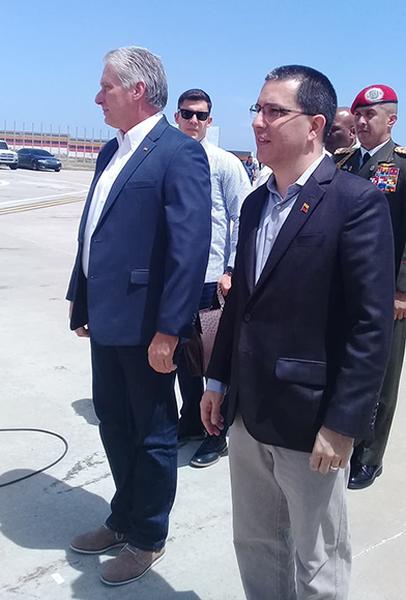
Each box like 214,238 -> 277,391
394,146 -> 406,156
334,147 -> 358,171
334,146 -> 353,155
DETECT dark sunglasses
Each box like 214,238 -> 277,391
178,109 -> 210,121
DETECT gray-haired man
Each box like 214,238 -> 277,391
67,46 -> 211,586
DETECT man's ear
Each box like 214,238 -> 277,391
207,116 -> 213,128
349,125 -> 356,141
132,81 -> 146,100
309,114 -> 326,141
388,113 -> 397,130
174,111 -> 180,125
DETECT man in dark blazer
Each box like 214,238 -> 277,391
201,66 -> 394,599
67,46 -> 211,586
334,84 -> 406,489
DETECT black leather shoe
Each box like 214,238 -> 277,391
189,435 -> 228,468
348,463 -> 383,490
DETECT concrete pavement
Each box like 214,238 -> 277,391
0,180 -> 405,599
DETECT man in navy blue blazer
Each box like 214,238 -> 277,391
201,66 -> 394,599
67,46 -> 211,586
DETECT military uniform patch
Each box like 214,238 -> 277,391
370,163 -> 399,192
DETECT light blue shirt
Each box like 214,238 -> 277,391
255,177 -> 299,283
201,138 -> 252,282
207,153 -> 326,393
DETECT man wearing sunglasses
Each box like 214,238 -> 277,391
175,88 -> 251,468
201,66 -> 394,599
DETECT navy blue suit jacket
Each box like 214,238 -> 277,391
207,156 -> 395,451
67,116 -> 211,346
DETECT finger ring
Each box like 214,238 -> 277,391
329,465 -> 339,471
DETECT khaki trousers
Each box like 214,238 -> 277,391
229,414 -> 351,600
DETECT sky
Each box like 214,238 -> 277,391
3,0 -> 406,153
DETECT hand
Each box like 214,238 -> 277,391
69,302 -> 90,337
74,326 -> 90,337
218,273 -> 232,297
200,389 -> 225,436
394,290 -> 406,320
309,426 -> 354,475
148,332 -> 178,373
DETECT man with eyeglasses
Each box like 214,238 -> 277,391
174,88 -> 251,468
201,66 -> 394,599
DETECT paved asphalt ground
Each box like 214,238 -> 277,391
0,167 -> 405,599
0,166 -> 91,212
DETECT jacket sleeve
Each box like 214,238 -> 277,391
396,243 -> 406,292
155,138 -> 211,337
222,155 -> 252,268
323,185 -> 395,439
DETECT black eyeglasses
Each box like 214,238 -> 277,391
249,103 -> 315,122
178,109 -> 210,121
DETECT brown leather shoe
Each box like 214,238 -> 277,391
100,544 -> 165,586
70,525 -> 128,554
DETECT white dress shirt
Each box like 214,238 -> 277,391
360,138 -> 391,161
82,113 -> 162,277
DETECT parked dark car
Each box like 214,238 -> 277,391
17,148 -> 62,172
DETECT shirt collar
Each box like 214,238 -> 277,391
360,138 -> 391,158
267,153 -> 326,203
116,113 -> 162,150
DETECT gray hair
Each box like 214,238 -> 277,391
105,46 -> 168,110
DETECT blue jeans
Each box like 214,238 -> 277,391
90,340 -> 178,551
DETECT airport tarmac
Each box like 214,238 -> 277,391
0,166 -> 92,212
0,170 -> 405,599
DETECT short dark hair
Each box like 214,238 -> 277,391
265,65 -> 337,142
177,88 -> 212,113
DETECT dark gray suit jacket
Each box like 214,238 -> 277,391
207,157 -> 394,452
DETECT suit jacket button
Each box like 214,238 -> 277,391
243,313 -> 251,322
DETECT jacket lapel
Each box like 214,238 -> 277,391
78,138 -> 118,241
243,186 -> 269,295
250,157 -> 336,300
94,116 -> 170,230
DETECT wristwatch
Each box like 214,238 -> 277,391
224,266 -> 234,277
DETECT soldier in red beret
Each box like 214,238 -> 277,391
334,84 -> 406,489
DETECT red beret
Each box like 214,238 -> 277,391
351,85 -> 398,113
